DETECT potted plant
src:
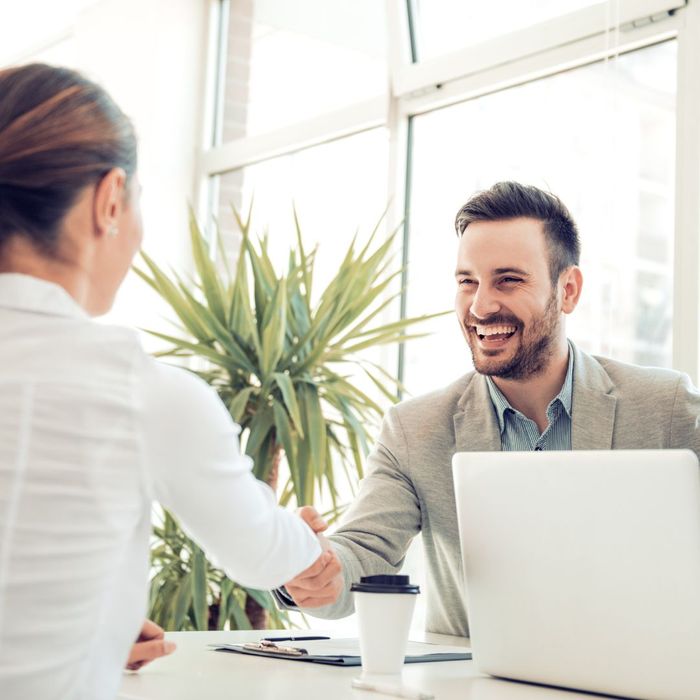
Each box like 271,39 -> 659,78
136,208 -> 446,629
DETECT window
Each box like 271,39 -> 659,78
215,128 -> 389,274
207,0 -> 695,382
403,41 -> 677,395
200,0 -> 700,634
412,0 -> 599,61
220,0 -> 387,140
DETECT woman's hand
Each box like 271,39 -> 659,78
126,619 -> 176,671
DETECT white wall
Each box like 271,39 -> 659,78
0,0 -> 210,333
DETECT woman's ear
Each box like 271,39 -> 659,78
560,265 -> 583,314
93,168 -> 127,238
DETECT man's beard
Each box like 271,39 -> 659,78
465,291 -> 560,381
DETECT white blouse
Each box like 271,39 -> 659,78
0,274 -> 321,700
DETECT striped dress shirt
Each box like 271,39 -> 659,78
485,343 -> 574,451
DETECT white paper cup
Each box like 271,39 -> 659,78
351,575 -> 420,676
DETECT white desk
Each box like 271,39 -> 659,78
118,630 -> 603,700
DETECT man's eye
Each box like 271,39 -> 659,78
458,279 -> 475,286
500,277 -> 522,284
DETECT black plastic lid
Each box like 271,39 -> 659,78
350,574 -> 420,594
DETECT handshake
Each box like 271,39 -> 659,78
285,506 -> 345,608
126,506 -> 344,673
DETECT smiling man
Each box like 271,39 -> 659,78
277,181 -> 700,636
454,189 -> 583,444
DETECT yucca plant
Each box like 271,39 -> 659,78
136,208 -> 447,629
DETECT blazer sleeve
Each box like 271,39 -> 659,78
670,372 -> 700,458
279,404 -> 422,619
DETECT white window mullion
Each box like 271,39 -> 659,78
672,0 -> 700,382
381,0 -> 413,384
200,95 -> 386,175
385,0 -> 411,234
195,0 -> 228,232
383,90 -> 410,386
385,0 -> 414,88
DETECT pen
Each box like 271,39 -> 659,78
351,678 -> 434,700
262,635 -> 331,642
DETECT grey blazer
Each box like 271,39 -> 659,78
294,343 -> 700,636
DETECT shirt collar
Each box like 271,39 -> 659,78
0,273 -> 88,320
486,341 -> 575,433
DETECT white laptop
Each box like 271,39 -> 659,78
452,449 -> 700,700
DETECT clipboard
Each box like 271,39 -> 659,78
211,637 -> 471,667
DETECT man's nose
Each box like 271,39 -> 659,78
470,285 -> 501,319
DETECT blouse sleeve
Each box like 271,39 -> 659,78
138,358 -> 321,589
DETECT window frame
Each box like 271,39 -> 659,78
198,0 -> 700,383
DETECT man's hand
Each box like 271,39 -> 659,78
297,505 -> 329,535
126,619 -> 176,671
285,506 -> 344,608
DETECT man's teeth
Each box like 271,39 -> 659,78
474,324 -> 517,336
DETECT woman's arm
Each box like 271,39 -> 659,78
139,359 -> 322,589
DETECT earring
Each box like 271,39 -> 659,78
107,223 -> 119,237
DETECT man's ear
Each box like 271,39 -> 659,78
93,167 -> 127,238
560,265 -> 583,314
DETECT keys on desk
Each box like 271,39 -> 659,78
243,640 -> 308,656
263,635 -> 330,642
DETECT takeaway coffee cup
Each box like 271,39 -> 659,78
351,574 -> 420,676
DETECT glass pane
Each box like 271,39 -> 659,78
414,0 -> 601,62
0,0 -> 91,64
221,0 -> 387,139
403,41 -> 676,397
215,128 -> 389,278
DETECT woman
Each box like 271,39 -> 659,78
0,64 -> 331,700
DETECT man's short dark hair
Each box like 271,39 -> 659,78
454,182 -> 581,283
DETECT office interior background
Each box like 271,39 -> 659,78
3,0 -> 699,634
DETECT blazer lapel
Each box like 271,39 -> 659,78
453,373 -> 502,452
451,344 -> 618,452
571,343 -> 617,450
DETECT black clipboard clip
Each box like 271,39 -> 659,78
243,639 -> 308,657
